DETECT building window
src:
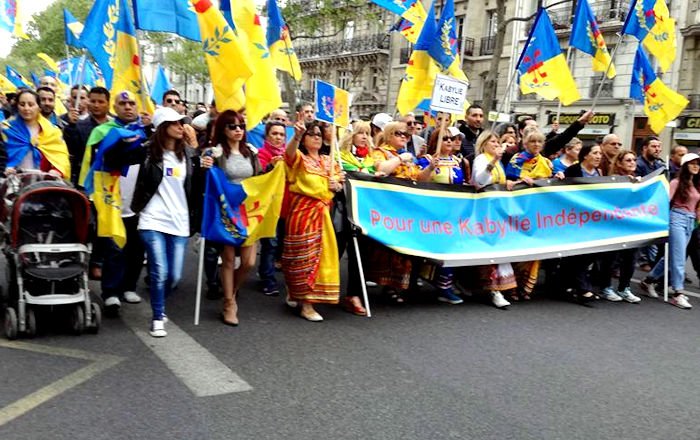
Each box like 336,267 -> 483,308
486,9 -> 498,37
371,68 -> 380,90
338,70 -> 351,90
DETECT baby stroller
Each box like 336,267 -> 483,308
0,171 -> 100,339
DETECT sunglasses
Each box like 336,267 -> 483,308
166,98 -> 181,105
393,131 -> 409,138
226,123 -> 246,131
622,157 -> 636,162
442,136 -> 457,142
406,121 -> 415,126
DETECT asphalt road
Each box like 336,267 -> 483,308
2,248 -> 700,440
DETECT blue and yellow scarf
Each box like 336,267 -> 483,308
2,115 -> 70,177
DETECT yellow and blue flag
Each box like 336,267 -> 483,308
30,72 -> 40,87
64,8 -> 85,49
5,66 -> 28,88
202,164 -> 285,247
192,0 -> 254,112
396,0 -> 467,115
0,74 -> 17,92
227,0 -> 283,128
79,0 -> 119,87
631,46 -> 687,134
314,80 -> 350,127
0,0 -> 26,39
569,0 -> 616,78
622,0 -> 676,72
133,0 -> 201,42
112,0 -> 154,114
516,9 -> 580,105
376,0 -> 426,44
266,0 -> 302,81
150,64 -> 172,105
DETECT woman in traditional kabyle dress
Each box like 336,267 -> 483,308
282,116 -> 344,322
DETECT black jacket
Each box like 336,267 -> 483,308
131,146 -> 205,236
457,122 -> 482,161
63,116 -> 102,186
564,163 -> 602,178
543,121 -> 585,157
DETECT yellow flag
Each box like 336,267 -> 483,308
643,0 -> 677,73
396,50 -> 440,115
93,172 -> 127,248
0,74 -> 17,93
232,0 -> 282,128
37,53 -> 59,72
241,163 -> 285,245
192,0 -> 254,112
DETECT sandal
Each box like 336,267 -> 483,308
342,297 -> 367,316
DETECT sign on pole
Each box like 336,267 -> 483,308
430,73 -> 468,114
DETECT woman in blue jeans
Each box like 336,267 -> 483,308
131,107 -> 213,337
641,153 -> 700,309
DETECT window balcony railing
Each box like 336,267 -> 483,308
459,37 -> 475,57
296,33 -> 390,60
480,36 -> 496,56
547,0 -> 632,30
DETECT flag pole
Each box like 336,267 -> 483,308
497,69 -> 520,116
555,46 -> 574,124
194,235 -> 206,325
590,33 -> 624,112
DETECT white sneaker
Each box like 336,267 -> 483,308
639,279 -> 659,298
670,294 -> 692,309
600,287 -> 623,302
104,296 -> 121,309
617,287 -> 641,304
149,320 -> 167,337
123,291 -> 142,304
491,291 -> 510,308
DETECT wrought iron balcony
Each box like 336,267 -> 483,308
459,37 -> 475,57
547,0 -> 632,30
296,34 -> 390,60
480,36 -> 496,56
689,94 -> 700,110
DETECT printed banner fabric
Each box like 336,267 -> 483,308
346,172 -> 670,267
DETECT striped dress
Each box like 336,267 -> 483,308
282,151 -> 340,304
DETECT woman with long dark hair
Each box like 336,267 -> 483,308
210,110 -> 261,325
2,89 -> 70,177
132,107 -> 213,337
641,153 -> 700,309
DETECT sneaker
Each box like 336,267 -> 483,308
617,287 -> 641,304
104,296 -> 121,312
639,279 -> 659,298
262,285 -> 280,296
491,291 -> 510,308
670,294 -> 692,309
123,291 -> 142,304
600,287 -> 623,302
149,320 -> 167,337
438,289 -> 463,305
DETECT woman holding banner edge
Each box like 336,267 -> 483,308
282,113 -> 344,322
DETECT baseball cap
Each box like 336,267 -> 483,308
681,153 -> 700,167
446,126 -> 464,138
371,113 -> 393,131
152,106 -> 187,129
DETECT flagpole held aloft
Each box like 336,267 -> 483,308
590,33 -> 625,112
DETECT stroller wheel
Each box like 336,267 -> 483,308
70,305 -> 85,336
4,307 -> 18,340
86,303 -> 101,334
25,308 -> 36,338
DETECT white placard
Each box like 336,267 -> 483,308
430,74 -> 468,114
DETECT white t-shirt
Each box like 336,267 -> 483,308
138,151 -> 189,236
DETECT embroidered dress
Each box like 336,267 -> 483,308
417,155 -> 464,185
282,151 -> 340,304
370,144 -> 420,180
340,147 -> 375,173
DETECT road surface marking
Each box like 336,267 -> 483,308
121,305 -> 253,397
0,341 -> 123,427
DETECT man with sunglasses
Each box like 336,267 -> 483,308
399,113 -> 425,156
162,89 -> 197,147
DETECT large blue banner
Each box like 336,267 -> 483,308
346,172 -> 670,266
